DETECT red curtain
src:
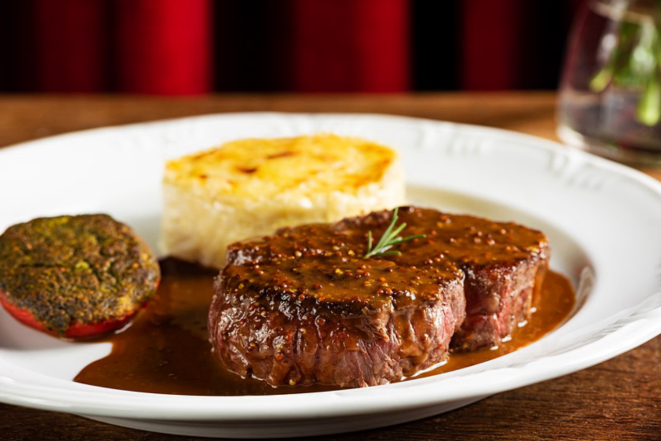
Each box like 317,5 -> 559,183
115,0 -> 212,94
34,0 -> 108,92
0,0 -> 584,95
292,0 -> 409,93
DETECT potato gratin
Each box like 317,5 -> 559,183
161,134 -> 405,268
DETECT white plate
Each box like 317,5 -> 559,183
0,113 -> 660,438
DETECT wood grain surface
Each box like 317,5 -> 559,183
0,93 -> 660,441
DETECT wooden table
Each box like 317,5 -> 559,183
1,93 -> 660,440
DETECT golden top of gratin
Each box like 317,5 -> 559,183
164,135 -> 399,200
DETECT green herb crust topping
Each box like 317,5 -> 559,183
0,214 -> 160,336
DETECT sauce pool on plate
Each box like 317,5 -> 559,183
74,258 -> 575,395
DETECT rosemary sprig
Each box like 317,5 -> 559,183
363,208 -> 426,259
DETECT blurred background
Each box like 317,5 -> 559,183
0,0 -> 585,95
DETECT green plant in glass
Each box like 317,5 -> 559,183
590,0 -> 661,125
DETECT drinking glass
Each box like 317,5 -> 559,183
558,0 -> 661,166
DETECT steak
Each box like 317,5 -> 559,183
208,206 -> 549,388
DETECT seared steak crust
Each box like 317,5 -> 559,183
213,258 -> 464,387
209,206 -> 549,387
